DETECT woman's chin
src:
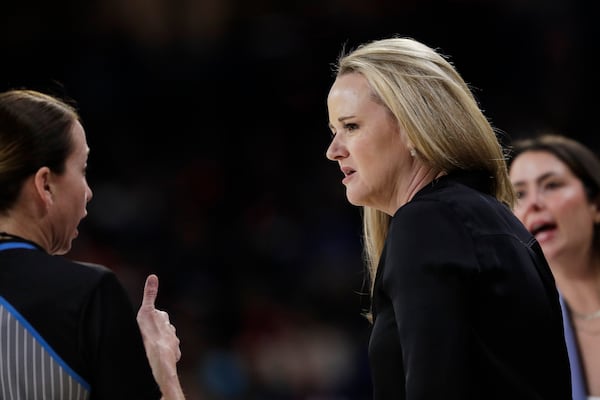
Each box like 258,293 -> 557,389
345,192 -> 368,208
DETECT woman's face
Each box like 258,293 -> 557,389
325,73 -> 414,215
47,120 -> 93,255
509,150 -> 600,262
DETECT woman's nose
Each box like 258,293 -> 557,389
86,185 -> 93,203
531,189 -> 546,209
325,136 -> 347,161
520,190 -> 545,213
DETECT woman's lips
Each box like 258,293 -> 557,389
340,167 -> 355,184
530,222 -> 557,244
535,228 -> 556,243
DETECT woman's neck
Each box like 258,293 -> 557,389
0,220 -> 46,251
388,167 -> 445,216
551,254 -> 600,315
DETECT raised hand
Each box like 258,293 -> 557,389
137,274 -> 186,400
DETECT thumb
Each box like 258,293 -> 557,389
141,274 -> 159,309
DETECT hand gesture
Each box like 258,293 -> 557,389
137,274 -> 185,400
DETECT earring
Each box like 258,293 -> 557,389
410,148 -> 416,157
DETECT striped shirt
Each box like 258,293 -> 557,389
0,297 -> 90,400
0,241 -> 160,399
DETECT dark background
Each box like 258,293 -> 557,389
2,0 -> 599,398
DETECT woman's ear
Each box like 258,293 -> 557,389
33,167 -> 53,206
404,136 -> 416,157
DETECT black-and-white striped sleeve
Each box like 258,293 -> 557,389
0,297 -> 90,400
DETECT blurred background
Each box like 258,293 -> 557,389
1,0 -> 598,398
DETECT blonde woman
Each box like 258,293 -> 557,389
325,38 -> 571,399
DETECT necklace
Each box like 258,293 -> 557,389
0,232 -> 28,241
0,231 -> 42,250
572,308 -> 600,322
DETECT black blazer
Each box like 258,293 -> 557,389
369,171 -> 572,399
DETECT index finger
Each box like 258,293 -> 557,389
141,274 -> 159,309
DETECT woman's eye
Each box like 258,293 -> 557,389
515,190 -> 526,200
345,123 -> 358,132
544,181 -> 561,190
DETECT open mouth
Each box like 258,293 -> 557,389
530,222 -> 557,237
341,167 -> 356,177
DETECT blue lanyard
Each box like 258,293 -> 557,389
0,242 -> 37,251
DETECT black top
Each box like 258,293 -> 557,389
0,242 -> 160,399
368,172 -> 572,399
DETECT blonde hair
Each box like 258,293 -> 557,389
333,37 -> 515,295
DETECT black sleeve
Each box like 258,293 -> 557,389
81,270 -> 161,400
382,200 -> 479,399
